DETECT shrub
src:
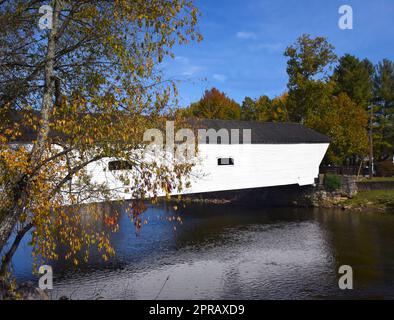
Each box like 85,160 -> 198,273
324,174 -> 342,191
376,161 -> 394,177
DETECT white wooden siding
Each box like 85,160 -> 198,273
86,143 -> 329,200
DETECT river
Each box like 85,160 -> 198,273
11,202 -> 394,299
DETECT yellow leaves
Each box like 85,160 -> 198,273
0,0 -> 201,273
84,136 -> 94,145
0,145 -> 31,178
137,65 -> 145,76
4,128 -> 13,136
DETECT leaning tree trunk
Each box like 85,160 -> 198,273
0,0 -> 61,256
0,223 -> 33,276
0,207 -> 22,257
0,177 -> 28,257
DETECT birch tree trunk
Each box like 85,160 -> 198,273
0,0 -> 61,256
31,0 -> 60,162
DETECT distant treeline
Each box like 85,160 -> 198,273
181,34 -> 393,166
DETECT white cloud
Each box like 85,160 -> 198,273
174,56 -> 190,64
182,66 -> 202,76
236,31 -> 257,39
174,56 -> 202,76
248,42 -> 283,53
213,74 -> 227,82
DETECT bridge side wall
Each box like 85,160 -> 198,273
86,143 -> 329,201
184,143 -> 329,195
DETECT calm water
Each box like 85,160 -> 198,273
10,203 -> 394,299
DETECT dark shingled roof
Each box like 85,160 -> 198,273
196,119 -> 331,144
5,110 -> 330,144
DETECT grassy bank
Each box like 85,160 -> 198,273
342,189 -> 394,211
358,177 -> 394,182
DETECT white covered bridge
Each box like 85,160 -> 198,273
88,120 -> 330,199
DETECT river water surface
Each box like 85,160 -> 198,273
11,203 -> 394,299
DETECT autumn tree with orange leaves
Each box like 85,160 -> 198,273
184,87 -> 241,120
0,0 -> 201,288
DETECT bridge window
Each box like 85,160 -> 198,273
217,158 -> 234,166
108,160 -> 133,171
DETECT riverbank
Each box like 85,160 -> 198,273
310,175 -> 394,212
171,177 -> 394,213
0,280 -> 49,300
308,189 -> 394,212
340,189 -> 394,212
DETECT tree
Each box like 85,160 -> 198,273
269,93 -> 290,122
307,93 -> 369,164
241,95 -> 271,121
241,97 -> 257,120
332,54 -> 374,174
240,94 -> 289,122
333,54 -> 374,108
284,35 -> 370,164
284,34 -> 337,123
0,0 -> 201,286
373,59 -> 394,161
185,88 -> 241,120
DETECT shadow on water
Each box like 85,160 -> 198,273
9,201 -> 394,300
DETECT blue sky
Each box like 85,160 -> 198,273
162,0 -> 394,107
